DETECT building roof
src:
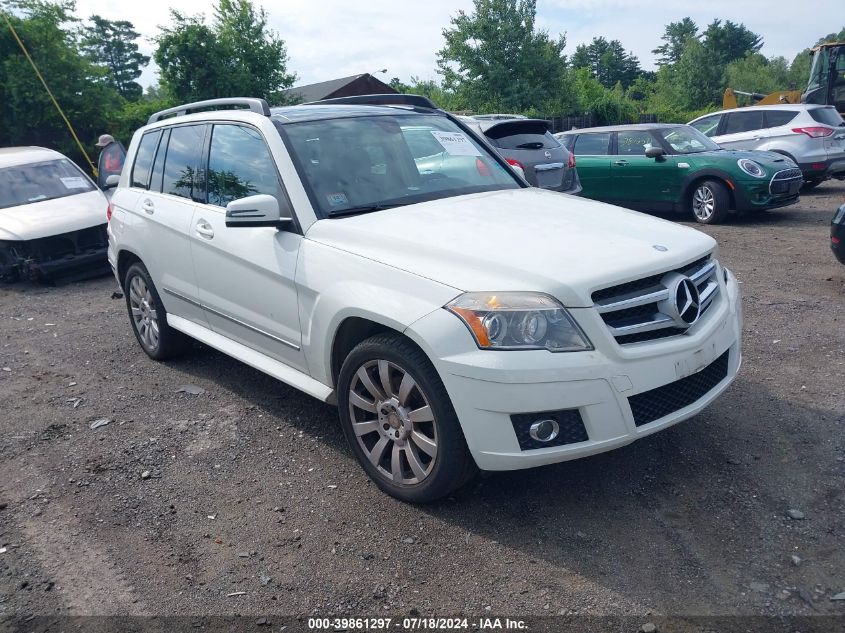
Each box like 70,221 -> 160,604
284,73 -> 396,103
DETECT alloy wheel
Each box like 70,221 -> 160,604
692,184 -> 716,221
347,359 -> 438,485
129,274 -> 159,351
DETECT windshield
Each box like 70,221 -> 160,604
0,159 -> 96,210
657,127 -> 721,154
280,114 -> 520,217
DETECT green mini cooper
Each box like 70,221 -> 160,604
558,123 -> 803,224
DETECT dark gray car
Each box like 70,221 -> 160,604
468,118 -> 581,195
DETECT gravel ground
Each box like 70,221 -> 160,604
0,182 -> 844,624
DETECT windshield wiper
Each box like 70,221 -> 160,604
328,203 -> 404,217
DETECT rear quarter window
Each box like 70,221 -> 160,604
131,130 -> 162,189
809,107 -> 845,126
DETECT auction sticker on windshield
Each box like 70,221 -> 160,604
430,131 -> 481,156
60,176 -> 88,189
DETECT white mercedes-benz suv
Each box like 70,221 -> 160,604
108,96 -> 742,502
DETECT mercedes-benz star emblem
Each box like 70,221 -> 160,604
673,277 -> 701,325
658,273 -> 701,327
652,244 -> 668,252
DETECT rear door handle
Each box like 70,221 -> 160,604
141,199 -> 154,215
195,220 -> 214,239
614,160 -> 628,166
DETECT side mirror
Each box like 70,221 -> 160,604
645,146 -> 665,160
225,194 -> 293,228
104,174 -> 120,189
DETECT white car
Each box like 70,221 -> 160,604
0,147 -> 110,281
108,96 -> 743,503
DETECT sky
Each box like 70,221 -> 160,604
72,0 -> 842,89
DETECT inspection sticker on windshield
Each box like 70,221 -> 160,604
430,131 -> 481,156
326,192 -> 348,206
59,177 -> 88,190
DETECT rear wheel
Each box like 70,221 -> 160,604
124,262 -> 191,360
690,179 -> 730,224
337,333 -> 476,503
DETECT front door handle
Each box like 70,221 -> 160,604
141,199 -> 155,215
614,159 -> 629,166
195,220 -> 214,239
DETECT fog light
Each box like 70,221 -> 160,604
529,418 -> 560,442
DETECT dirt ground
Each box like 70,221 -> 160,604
1,181 -> 844,626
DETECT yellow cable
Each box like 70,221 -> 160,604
2,11 -> 98,177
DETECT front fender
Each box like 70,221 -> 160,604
296,239 -> 461,386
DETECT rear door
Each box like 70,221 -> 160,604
608,129 -> 680,207
190,122 -> 306,371
127,125 -> 206,325
714,110 -> 765,149
570,132 -> 612,198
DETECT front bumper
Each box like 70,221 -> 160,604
408,268 -> 742,471
0,224 -> 110,282
732,177 -> 800,212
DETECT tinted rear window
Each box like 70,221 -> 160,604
764,110 -> 798,128
723,111 -> 764,134
485,122 -> 559,150
809,107 -> 845,126
131,130 -> 161,189
573,133 -> 611,155
162,125 -> 205,200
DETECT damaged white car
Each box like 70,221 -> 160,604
0,147 -> 110,282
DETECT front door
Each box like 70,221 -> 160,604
190,123 -> 306,371
570,132 -> 612,199
607,130 -> 680,209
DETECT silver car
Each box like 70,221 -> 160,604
688,104 -> 845,190
463,117 -> 582,195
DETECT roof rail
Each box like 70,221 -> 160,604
147,98 -> 271,124
308,94 -> 438,109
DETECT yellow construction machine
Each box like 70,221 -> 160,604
723,41 -> 845,115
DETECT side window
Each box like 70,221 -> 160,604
207,124 -> 281,207
722,111 -> 764,135
131,130 -> 161,189
616,131 -> 658,156
689,115 -> 722,137
162,125 -> 205,200
763,110 -> 798,128
148,128 -> 170,193
573,133 -> 611,155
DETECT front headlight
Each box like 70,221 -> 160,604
445,292 -> 593,352
737,158 -> 766,178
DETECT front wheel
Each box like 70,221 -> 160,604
337,333 -> 476,503
690,179 -> 730,224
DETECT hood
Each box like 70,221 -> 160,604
696,148 -> 796,167
0,190 -> 108,241
306,188 -> 716,307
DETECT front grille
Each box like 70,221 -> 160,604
28,225 -> 108,262
592,256 -> 720,346
770,168 -> 803,196
510,409 -> 588,451
628,350 -> 730,426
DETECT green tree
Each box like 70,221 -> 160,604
154,0 -> 295,104
701,19 -> 763,66
81,15 -> 149,101
652,18 -> 697,66
673,37 -> 725,109
570,37 -> 642,89
436,0 -> 569,113
724,54 -> 793,95
0,0 -> 121,171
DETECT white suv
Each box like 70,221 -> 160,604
108,96 -> 743,502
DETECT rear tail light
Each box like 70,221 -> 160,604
567,152 -> 576,169
106,202 -> 113,222
506,158 -> 524,169
475,158 -> 491,177
792,127 -> 834,138
833,236 -> 841,245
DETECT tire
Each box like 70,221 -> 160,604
123,262 -> 191,360
689,179 -> 731,224
800,178 -> 823,192
337,332 -> 476,503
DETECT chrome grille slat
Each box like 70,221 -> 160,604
592,256 -> 721,346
